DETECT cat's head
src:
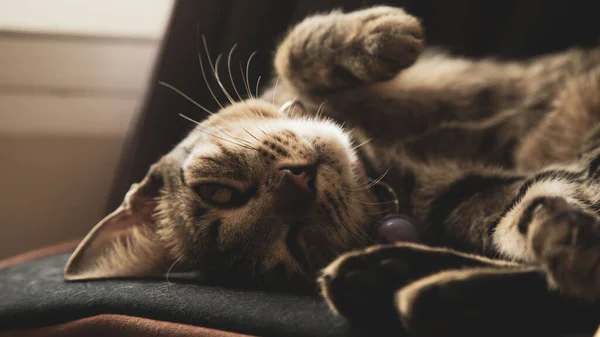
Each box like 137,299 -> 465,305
64,99 -> 381,291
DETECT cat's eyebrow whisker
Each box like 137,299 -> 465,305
255,75 -> 262,99
227,43 -> 244,102
225,44 -> 261,121
316,100 -> 328,120
202,35 -> 235,105
242,51 -> 258,99
271,76 -> 280,107
198,52 -> 224,110
179,113 -> 258,151
239,62 -> 251,100
196,29 -> 224,109
213,54 -> 236,105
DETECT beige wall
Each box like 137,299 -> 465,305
0,1 -> 173,258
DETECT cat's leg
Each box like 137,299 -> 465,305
517,196 -> 600,301
492,158 -> 600,301
271,6 -> 526,145
274,6 -> 424,95
319,244 -> 599,336
318,242 -> 519,323
395,267 -> 600,337
515,69 -> 600,171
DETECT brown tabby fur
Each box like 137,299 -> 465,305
64,6 -> 600,336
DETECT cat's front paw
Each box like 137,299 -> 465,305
318,244 -> 424,324
525,197 -> 600,300
275,6 -> 424,92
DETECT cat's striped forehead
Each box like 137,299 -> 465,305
179,99 -> 357,182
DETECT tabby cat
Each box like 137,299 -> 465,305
64,6 -> 600,336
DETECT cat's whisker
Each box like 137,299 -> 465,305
196,28 -> 224,109
348,197 -> 398,205
340,210 -> 373,245
159,82 -> 254,146
351,167 -> 391,191
165,254 -> 184,284
361,207 -> 396,215
241,127 -> 260,142
158,81 -> 214,115
258,126 -> 269,136
351,138 -> 372,151
320,203 -> 348,245
346,203 -> 381,227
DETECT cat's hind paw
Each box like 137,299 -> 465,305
525,197 -> 600,301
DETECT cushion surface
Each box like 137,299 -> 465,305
0,252 -> 597,337
0,253 -> 371,337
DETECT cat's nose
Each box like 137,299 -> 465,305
279,163 -> 317,195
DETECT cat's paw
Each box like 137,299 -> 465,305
275,6 -> 424,92
347,6 -> 424,80
318,244 -> 424,323
525,197 -> 600,300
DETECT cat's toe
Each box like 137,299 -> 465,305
526,197 -> 600,300
338,7 -> 424,83
319,245 -> 418,323
358,7 -> 424,76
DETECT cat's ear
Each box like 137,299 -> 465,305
64,167 -> 172,281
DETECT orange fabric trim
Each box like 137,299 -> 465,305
0,314 -> 257,337
0,239 -> 81,270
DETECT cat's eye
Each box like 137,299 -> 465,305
194,184 -> 238,205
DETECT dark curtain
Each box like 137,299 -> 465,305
107,0 -> 599,211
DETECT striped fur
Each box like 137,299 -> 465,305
66,6 -> 600,334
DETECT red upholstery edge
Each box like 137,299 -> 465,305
0,314 -> 257,337
0,239 -> 81,270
